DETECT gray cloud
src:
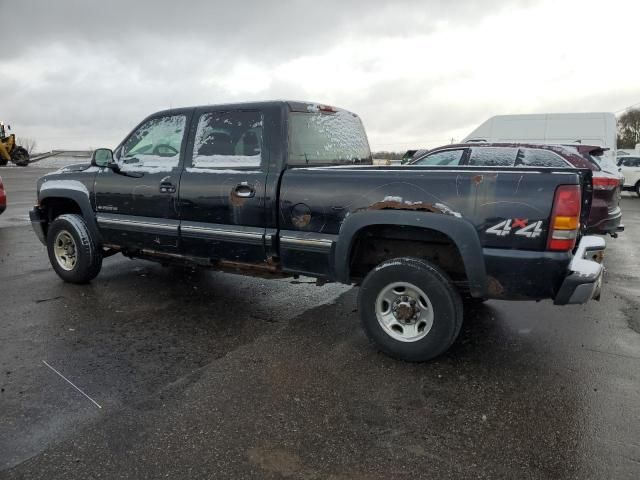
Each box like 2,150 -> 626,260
5,0 -> 529,61
4,0 -> 635,151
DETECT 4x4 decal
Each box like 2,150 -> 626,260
486,219 -> 543,238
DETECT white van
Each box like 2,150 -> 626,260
463,112 -> 618,173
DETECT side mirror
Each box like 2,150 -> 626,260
91,148 -> 114,168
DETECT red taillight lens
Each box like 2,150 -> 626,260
592,176 -> 619,190
547,184 -> 581,251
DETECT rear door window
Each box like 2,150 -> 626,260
413,149 -> 465,166
468,147 -> 518,166
517,148 -> 570,167
191,111 -> 263,168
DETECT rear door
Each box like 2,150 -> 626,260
94,111 -> 191,251
177,108 -> 270,263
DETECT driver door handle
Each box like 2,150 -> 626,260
160,181 -> 176,194
233,184 -> 255,198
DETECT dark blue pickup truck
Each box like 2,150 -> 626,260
30,101 -> 605,361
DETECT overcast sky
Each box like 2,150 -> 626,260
3,0 -> 639,152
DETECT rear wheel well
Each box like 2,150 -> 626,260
348,225 -> 469,292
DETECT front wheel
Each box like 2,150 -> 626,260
358,257 -> 463,362
47,214 -> 102,283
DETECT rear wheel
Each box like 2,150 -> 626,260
47,214 -> 102,283
358,257 -> 463,362
635,181 -> 640,198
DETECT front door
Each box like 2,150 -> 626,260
94,111 -> 191,251
178,108 -> 269,263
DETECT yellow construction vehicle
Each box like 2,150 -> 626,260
0,122 -> 29,166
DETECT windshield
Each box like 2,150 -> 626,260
288,109 -> 371,166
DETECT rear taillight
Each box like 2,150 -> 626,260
592,177 -> 619,190
547,185 -> 581,251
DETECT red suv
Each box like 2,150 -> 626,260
410,143 -> 623,236
0,174 -> 6,215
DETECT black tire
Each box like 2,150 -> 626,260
0,158 -> 7,166
11,148 -> 29,167
11,147 -> 29,167
636,182 -> 640,198
47,214 -> 102,283
358,257 -> 463,362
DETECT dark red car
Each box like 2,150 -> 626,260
410,143 -> 623,236
0,174 -> 6,215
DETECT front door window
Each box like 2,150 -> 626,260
117,115 -> 186,172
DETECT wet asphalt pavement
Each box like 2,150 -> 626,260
0,168 -> 639,479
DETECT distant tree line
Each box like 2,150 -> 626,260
617,108 -> 640,149
371,150 -> 406,160
17,137 -> 37,154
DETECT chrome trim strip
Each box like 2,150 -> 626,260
96,216 -> 178,232
280,237 -> 333,247
181,225 -> 263,239
180,223 -> 265,245
264,228 -> 278,247
280,236 -> 334,252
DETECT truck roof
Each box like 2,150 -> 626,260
151,101 -> 358,117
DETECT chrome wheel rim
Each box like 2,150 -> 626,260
53,230 -> 78,271
375,281 -> 434,342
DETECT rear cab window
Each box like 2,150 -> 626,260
288,105 -> 371,166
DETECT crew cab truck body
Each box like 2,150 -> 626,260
30,101 -> 605,361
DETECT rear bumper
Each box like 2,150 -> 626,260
29,206 -> 47,245
482,235 -> 605,304
553,236 -> 605,305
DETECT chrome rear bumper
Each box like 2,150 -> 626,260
554,236 -> 605,305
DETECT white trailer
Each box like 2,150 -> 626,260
463,112 -> 618,172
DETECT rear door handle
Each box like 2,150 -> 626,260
234,184 -> 255,198
160,181 -> 176,194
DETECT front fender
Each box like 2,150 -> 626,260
39,182 -> 102,244
334,210 -> 487,297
